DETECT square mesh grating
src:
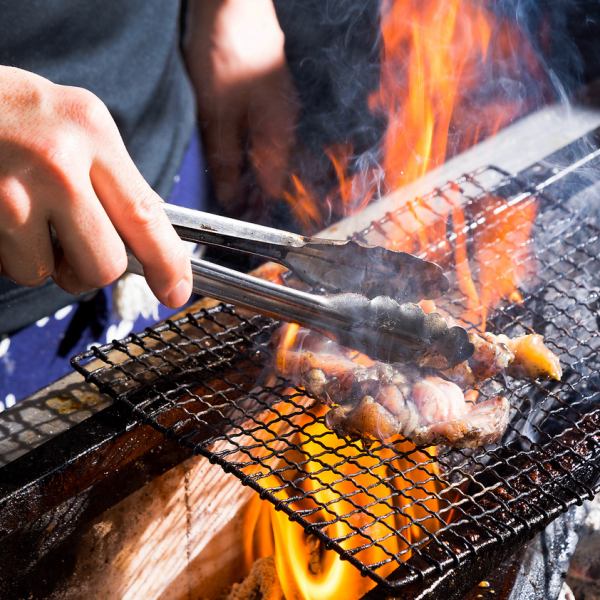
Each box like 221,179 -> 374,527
72,164 -> 600,595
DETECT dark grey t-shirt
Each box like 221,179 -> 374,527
0,0 -> 196,333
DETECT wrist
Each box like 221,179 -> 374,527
185,0 -> 285,59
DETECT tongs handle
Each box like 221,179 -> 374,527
164,204 -> 305,261
164,204 -> 450,302
127,251 -> 328,327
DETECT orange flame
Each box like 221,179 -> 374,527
276,322 -> 301,374
473,196 -> 538,327
282,145 -> 375,233
246,1 -> 545,597
243,406 -> 446,600
371,0 -> 542,190
279,0 -> 543,326
371,0 -> 490,187
240,326 -> 448,599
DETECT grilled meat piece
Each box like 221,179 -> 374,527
273,316 -> 559,448
417,303 -> 562,384
469,331 -> 515,381
504,333 -> 562,380
278,350 -> 510,448
443,331 -> 562,386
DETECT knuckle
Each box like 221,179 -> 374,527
34,131 -> 74,171
0,180 -> 30,230
20,78 -> 47,112
6,71 -> 48,112
127,190 -> 164,230
32,131 -> 83,190
26,89 -> 106,179
64,87 -> 110,130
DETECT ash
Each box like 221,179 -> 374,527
567,494 -> 600,600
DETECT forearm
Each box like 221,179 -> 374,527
183,0 -> 286,77
182,0 -> 296,209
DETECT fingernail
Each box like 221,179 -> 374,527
166,275 -> 192,308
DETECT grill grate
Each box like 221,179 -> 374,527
72,163 -> 600,595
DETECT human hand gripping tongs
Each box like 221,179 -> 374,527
126,205 -> 474,368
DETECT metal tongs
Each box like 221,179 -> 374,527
127,205 -> 474,368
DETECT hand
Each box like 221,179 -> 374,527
0,66 -> 192,308
184,0 -> 298,213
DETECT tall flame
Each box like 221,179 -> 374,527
244,1 -> 545,597
372,0 -> 492,188
280,0 -> 542,328
243,405 -> 446,600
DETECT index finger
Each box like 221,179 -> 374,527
90,142 -> 192,308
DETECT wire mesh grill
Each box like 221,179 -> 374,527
72,164 -> 600,595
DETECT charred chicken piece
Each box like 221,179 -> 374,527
273,313 -> 560,448
278,351 -> 510,448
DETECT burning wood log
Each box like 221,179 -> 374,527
227,557 -> 283,600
